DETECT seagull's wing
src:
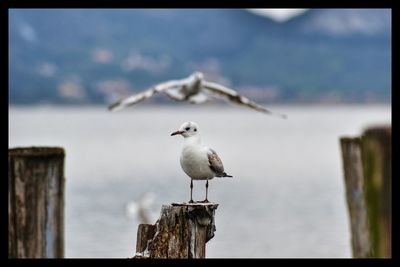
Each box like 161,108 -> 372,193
207,149 -> 224,175
163,87 -> 187,101
108,79 -> 185,111
203,81 -> 287,118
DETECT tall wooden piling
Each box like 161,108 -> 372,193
8,147 -> 65,258
134,203 -> 218,259
340,137 -> 370,257
361,126 -> 391,258
340,126 -> 391,258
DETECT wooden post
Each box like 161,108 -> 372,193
340,137 -> 370,257
340,125 -> 391,258
8,147 -> 65,258
134,203 -> 218,259
361,126 -> 391,258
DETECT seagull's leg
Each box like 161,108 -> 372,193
203,179 -> 209,203
189,179 -> 194,203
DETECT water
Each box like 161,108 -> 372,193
9,105 -> 391,258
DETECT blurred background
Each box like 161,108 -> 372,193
9,8 -> 391,258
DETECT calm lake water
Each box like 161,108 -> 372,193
9,105 -> 391,258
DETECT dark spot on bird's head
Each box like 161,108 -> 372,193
179,121 -> 199,138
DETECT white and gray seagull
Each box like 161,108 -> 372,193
108,71 -> 286,118
171,121 -> 232,203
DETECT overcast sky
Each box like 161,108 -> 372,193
247,9 -> 308,22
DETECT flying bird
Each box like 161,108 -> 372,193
171,121 -> 232,203
108,72 -> 286,118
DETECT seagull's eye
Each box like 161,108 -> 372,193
194,128 -> 197,132
185,127 -> 190,131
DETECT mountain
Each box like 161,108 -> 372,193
9,9 -> 391,105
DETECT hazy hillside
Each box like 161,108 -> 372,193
9,9 -> 391,104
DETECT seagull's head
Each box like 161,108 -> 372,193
192,71 -> 204,81
171,121 -> 199,138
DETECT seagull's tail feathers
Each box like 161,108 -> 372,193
217,172 -> 233,178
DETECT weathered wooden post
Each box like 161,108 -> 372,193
340,137 -> 370,257
134,203 -> 218,258
8,147 -> 65,258
340,125 -> 391,258
361,126 -> 391,258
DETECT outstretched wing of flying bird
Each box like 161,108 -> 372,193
162,87 -> 187,102
108,79 -> 186,111
202,81 -> 287,118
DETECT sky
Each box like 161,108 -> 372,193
247,9 -> 308,22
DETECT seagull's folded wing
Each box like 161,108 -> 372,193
203,81 -> 286,118
108,80 -> 185,111
207,149 -> 224,175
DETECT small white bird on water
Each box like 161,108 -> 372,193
171,121 -> 232,203
108,71 -> 286,118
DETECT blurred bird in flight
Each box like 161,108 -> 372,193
108,71 -> 286,118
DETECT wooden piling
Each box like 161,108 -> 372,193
340,137 -> 370,257
134,203 -> 218,259
361,126 -> 391,258
8,147 -> 65,258
340,125 -> 391,258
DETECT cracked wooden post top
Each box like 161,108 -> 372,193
134,202 -> 218,259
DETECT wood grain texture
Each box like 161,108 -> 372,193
340,126 -> 391,258
340,137 -> 370,257
8,147 -> 65,258
136,224 -> 156,254
361,126 -> 391,258
135,203 -> 218,258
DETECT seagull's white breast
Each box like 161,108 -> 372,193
180,144 -> 215,180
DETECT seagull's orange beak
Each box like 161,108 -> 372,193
171,130 -> 184,136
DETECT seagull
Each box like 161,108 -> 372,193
108,71 -> 286,118
171,121 -> 232,203
124,192 -> 158,224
